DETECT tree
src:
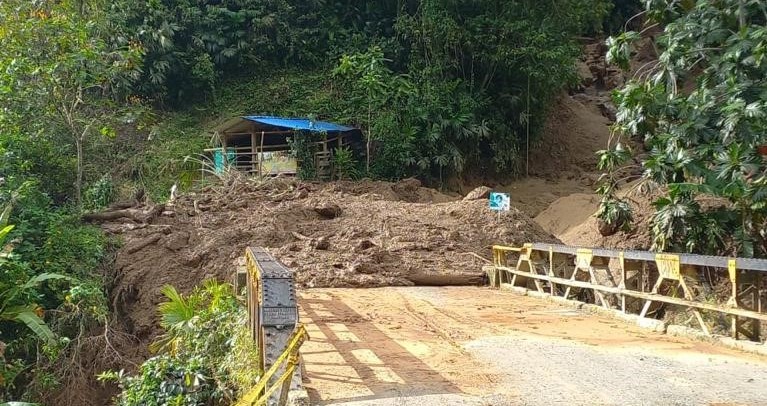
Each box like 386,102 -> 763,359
100,280 -> 259,406
334,46 -> 399,173
0,0 -> 140,205
601,0 -> 767,256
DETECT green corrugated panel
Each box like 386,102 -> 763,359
213,148 -> 236,173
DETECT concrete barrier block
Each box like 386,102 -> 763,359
741,341 -> 767,357
666,327 -> 767,355
288,389 -> 310,406
581,304 -> 617,317
526,290 -> 551,299
717,337 -> 767,355
666,324 -> 711,341
548,295 -> 584,309
636,317 -> 667,333
500,284 -> 527,296
614,312 -> 639,324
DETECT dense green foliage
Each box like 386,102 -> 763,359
0,1 -> 118,401
0,186 -> 109,401
112,0 -> 612,181
99,281 -> 258,406
601,0 -> 767,256
0,0 -> 644,402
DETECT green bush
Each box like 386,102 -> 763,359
333,147 -> 360,180
0,183 -> 108,401
100,281 -> 259,406
83,175 -> 115,211
288,132 -> 320,181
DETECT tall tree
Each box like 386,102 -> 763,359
0,0 -> 140,205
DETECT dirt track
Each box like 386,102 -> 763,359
300,287 -> 767,406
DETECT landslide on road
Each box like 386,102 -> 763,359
100,177 -> 555,348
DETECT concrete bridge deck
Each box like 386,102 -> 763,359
300,287 -> 767,406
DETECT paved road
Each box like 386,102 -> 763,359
300,287 -> 767,406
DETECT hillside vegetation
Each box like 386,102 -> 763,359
0,1 -> 619,402
5,0 -> 767,405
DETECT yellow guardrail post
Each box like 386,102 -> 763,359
619,252 -> 626,313
548,246 -> 555,295
236,324 -> 309,406
564,249 -> 593,300
728,259 -> 738,338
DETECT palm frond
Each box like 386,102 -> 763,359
0,204 -> 12,228
158,285 -> 196,328
21,273 -> 71,291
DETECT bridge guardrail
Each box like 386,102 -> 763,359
237,247 -> 307,406
490,243 -> 765,341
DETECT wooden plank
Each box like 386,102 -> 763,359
259,131 -> 265,177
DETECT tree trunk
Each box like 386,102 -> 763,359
75,137 -> 83,207
405,272 -> 486,286
366,101 -> 372,173
125,233 -> 162,254
82,204 -> 165,223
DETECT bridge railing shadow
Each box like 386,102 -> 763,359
300,293 -> 465,404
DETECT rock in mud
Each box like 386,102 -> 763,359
597,218 -> 619,237
349,259 -> 377,274
394,177 -> 422,189
392,177 -> 422,201
164,232 -> 190,251
313,237 -> 330,250
314,203 -> 342,219
355,239 -> 376,252
598,102 -> 617,121
463,186 -> 492,201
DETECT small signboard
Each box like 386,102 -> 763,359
489,192 -> 511,212
259,151 -> 297,175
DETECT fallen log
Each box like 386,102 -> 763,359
405,272 -> 486,286
143,204 -> 165,220
125,233 -> 162,254
83,209 -> 137,222
83,204 -> 165,223
108,200 -> 138,210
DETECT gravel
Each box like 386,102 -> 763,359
465,335 -> 767,406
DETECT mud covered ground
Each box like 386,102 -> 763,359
97,177 -> 555,359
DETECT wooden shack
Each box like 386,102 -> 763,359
208,116 -> 362,179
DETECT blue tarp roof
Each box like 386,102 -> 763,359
242,116 -> 355,133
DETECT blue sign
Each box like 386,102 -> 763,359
489,192 -> 510,212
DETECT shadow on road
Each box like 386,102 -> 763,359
300,292 -> 465,404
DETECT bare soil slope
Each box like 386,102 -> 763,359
528,95 -> 612,180
534,193 -> 600,237
559,188 -> 656,250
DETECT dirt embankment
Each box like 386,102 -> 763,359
558,186 -> 657,250
519,38 -> 657,248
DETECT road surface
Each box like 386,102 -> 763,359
299,287 -> 767,406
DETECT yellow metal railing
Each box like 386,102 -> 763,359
490,243 -> 766,341
235,324 -> 308,406
238,247 -> 306,406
